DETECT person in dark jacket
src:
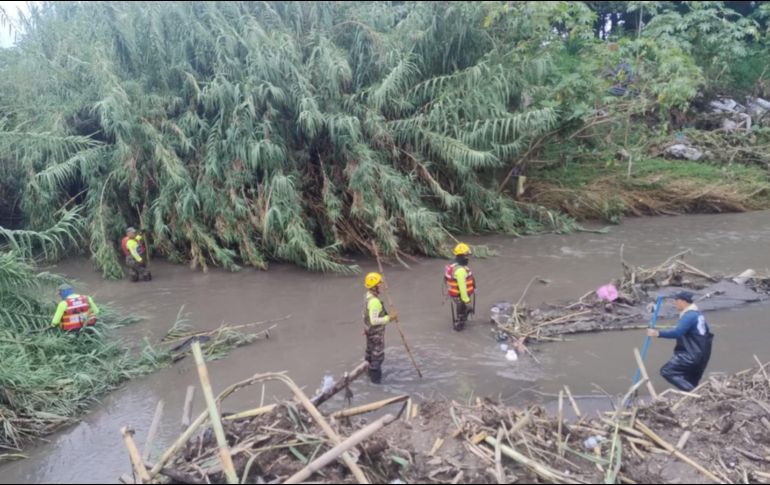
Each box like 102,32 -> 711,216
647,291 -> 714,391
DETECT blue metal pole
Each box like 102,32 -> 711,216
633,295 -> 664,385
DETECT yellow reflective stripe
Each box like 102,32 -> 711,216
51,300 -> 67,327
367,293 -> 389,326
454,266 -> 470,303
126,239 -> 142,262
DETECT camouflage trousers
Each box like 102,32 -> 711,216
126,256 -> 151,282
453,299 -> 472,331
364,327 -> 385,372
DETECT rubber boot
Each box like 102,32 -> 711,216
368,368 -> 383,384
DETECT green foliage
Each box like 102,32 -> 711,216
643,2 -> 761,90
0,1 -> 587,275
0,247 -> 162,448
1,1 -> 769,274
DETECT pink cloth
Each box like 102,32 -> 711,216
597,284 -> 619,302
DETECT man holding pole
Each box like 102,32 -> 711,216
647,291 -> 714,392
363,272 -> 398,384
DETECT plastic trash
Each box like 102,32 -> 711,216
505,349 -> 518,362
320,375 -> 334,394
500,343 -> 509,352
490,301 -> 514,325
583,435 -> 605,450
596,284 -> 619,302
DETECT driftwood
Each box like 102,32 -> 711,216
311,361 -> 369,407
330,395 -> 409,419
121,427 -> 151,484
120,353 -> 770,485
143,400 -> 165,462
285,413 -> 400,483
191,342 -> 238,484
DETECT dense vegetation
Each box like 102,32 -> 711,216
0,1 -> 769,277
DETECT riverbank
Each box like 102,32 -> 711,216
525,158 -> 770,223
130,356 -> 770,484
0,251 -> 276,457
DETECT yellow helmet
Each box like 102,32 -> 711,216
365,272 -> 383,289
453,242 -> 471,256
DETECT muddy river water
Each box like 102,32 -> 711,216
2,211 -> 770,483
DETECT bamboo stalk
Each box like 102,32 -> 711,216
634,348 -> 658,400
150,408 -> 209,478
557,390 -> 564,457
676,430 -> 692,450
121,427 -> 151,484
430,437 -> 445,456
635,421 -> 721,483
223,404 -> 277,421
285,413 -> 397,483
269,373 -> 369,484
484,436 -> 581,484
142,400 -> 164,462
310,361 -> 369,407
372,244 -> 423,378
523,310 -> 593,337
495,427 -> 505,484
564,386 -> 581,420
616,378 -> 648,420
191,342 -> 238,485
181,386 -> 195,431
331,395 -> 409,419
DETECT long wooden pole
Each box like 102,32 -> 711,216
330,395 -> 409,419
191,342 -> 239,485
371,244 -> 423,378
633,347 -> 658,400
285,413 -> 396,484
121,427 -> 151,484
636,421 -> 721,483
633,296 -> 664,385
142,400 -> 165,462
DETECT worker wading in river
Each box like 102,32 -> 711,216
648,291 -> 714,392
51,284 -> 99,333
121,227 -> 152,282
445,243 -> 476,331
363,272 -> 398,384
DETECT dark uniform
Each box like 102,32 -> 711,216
659,305 -> 714,392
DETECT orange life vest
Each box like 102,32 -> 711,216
121,236 -> 145,258
445,263 -> 475,299
61,295 -> 97,332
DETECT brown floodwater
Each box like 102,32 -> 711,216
2,211 -> 770,483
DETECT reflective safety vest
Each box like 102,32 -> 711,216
445,263 -> 475,299
61,295 -> 96,332
363,292 -> 388,335
121,236 -> 145,258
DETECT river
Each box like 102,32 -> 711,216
2,211 -> 770,483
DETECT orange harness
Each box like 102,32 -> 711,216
445,263 -> 475,299
61,295 -> 96,332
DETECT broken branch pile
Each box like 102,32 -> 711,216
493,251 -> 770,343
120,354 -> 770,484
